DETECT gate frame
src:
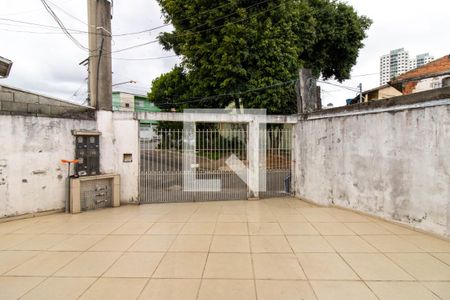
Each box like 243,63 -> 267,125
131,111 -> 298,201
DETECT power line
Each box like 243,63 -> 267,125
47,0 -> 87,26
113,1 -> 246,37
40,0 -> 89,51
112,54 -> 178,61
107,2 -> 283,55
317,80 -> 360,92
0,0 -> 75,17
157,78 -> 298,106
351,72 -> 379,78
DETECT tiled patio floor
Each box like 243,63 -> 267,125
1,197 -> 450,299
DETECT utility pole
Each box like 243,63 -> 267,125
297,68 -> 318,114
358,83 -> 363,103
87,0 -> 112,110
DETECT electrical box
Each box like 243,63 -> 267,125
80,178 -> 112,210
70,174 -> 120,213
72,130 -> 101,176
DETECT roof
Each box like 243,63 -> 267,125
361,84 -> 391,94
0,83 -> 91,108
390,54 -> 450,85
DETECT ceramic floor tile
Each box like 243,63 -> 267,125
0,276 -> 45,300
197,279 -> 256,300
88,235 -> 139,251
217,214 -> 247,222
328,210 -> 370,222
169,235 -> 212,252
287,235 -> 335,253
299,210 -> 337,222
362,235 -> 424,252
210,235 -> 250,253
138,279 -> 200,300
128,235 -> 176,252
21,277 -> 96,300
250,235 -> 293,253
247,214 -> 277,222
431,252 -> 450,265
11,234 -> 69,250
78,223 -> 123,235
297,253 -> 358,280
341,253 -> 413,280
104,252 -> 164,277
280,223 -> 319,235
188,214 -> 219,222
311,281 -> 378,300
0,250 -> 38,274
376,222 -> 416,235
275,214 -> 308,223
367,281 -> 440,300
49,235 -> 105,251
252,253 -> 306,279
387,253 -> 450,280
112,222 -> 153,234
153,252 -> 207,278
55,252 -> 122,277
324,235 -> 378,253
248,223 -> 283,235
7,251 -> 79,276
158,214 -> 191,223
400,234 -> 450,252
0,234 -> 35,250
344,222 -> 392,235
180,222 -> 215,235
203,253 -> 253,279
146,223 -> 185,235
79,278 -> 147,300
214,223 -> 248,235
423,282 -> 450,300
45,222 -> 92,234
312,223 -> 355,235
256,280 -> 317,300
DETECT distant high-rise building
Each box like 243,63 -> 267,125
379,49 -> 434,85
410,53 -> 434,70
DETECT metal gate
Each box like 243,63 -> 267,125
260,127 -> 293,198
139,125 -> 292,203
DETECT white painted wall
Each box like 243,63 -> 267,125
294,103 -> 450,237
0,115 -> 96,217
97,111 -> 139,204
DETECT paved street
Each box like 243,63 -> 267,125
0,198 -> 449,299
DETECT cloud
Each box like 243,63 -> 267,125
0,0 -> 448,107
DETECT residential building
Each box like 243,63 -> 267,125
380,49 -> 435,85
380,48 -> 410,85
389,54 -> 450,94
409,53 -> 434,70
112,91 -> 161,139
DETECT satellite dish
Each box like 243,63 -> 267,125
0,56 -> 13,79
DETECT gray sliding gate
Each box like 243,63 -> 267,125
139,125 -> 292,203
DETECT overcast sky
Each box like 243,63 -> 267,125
0,0 -> 449,107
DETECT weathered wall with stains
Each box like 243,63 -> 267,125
98,111 -> 139,204
294,100 -> 450,237
0,114 -> 96,217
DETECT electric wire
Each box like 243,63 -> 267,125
40,0 -> 89,51
156,77 -> 299,106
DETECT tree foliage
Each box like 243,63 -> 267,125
148,0 -> 371,114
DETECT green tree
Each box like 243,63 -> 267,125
149,0 -> 371,114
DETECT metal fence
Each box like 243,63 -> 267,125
139,125 -> 292,203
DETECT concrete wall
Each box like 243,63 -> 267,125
0,114 -> 96,217
0,84 -> 94,118
98,111 -> 139,204
294,100 -> 450,237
